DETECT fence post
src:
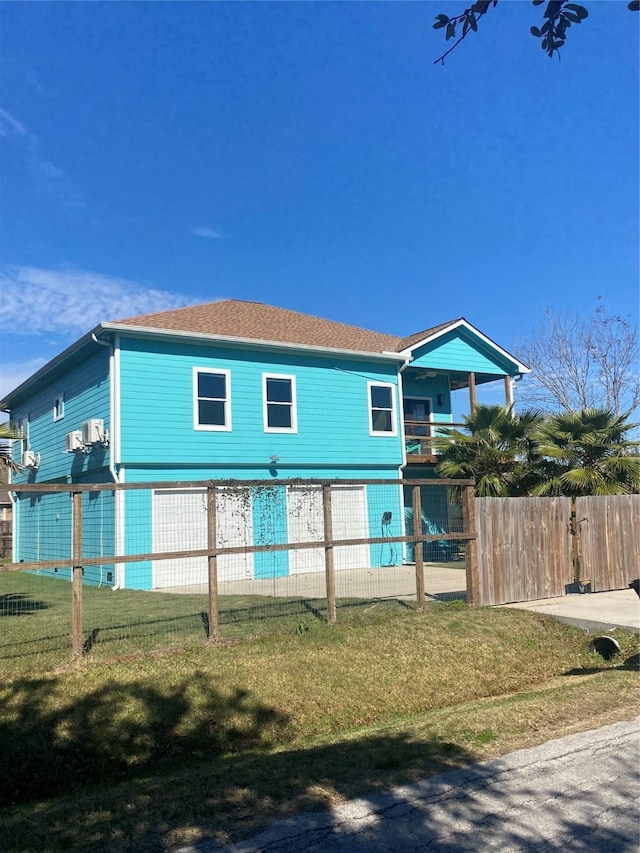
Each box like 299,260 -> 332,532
570,499 -> 581,585
322,484 -> 337,624
462,483 -> 479,606
412,485 -> 425,611
207,485 -> 219,643
72,491 -> 83,660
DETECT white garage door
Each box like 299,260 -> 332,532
286,485 -> 369,574
153,488 -> 253,589
287,486 -> 324,574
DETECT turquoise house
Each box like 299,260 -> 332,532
2,300 -> 529,589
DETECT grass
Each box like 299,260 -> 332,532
0,572 -> 410,675
0,573 -> 638,851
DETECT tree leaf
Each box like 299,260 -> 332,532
565,3 -> 589,18
469,14 -> 478,31
628,0 -> 639,9
562,10 -> 581,23
446,22 -> 456,40
532,0 -> 545,5
530,25 -> 542,36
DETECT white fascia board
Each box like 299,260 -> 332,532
101,323 -> 407,363
396,319 -> 530,374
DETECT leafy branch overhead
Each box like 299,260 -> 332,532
433,0 -> 638,64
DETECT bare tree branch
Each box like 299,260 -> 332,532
514,302 -> 640,416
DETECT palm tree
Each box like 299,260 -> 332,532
0,422 -> 22,474
434,404 -> 545,497
531,408 -> 640,497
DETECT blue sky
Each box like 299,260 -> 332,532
1,1 -> 638,413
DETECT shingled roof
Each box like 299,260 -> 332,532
112,299 -> 460,355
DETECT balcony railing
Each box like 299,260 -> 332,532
404,422 -> 468,461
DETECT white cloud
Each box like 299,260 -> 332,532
0,265 -> 198,336
194,226 -> 224,239
0,358 -> 48,402
0,107 -> 27,138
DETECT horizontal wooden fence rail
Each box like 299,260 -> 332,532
2,532 -> 475,574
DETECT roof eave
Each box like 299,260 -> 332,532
100,323 -> 407,362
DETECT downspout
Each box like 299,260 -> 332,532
2,411 -> 22,564
397,357 -> 412,476
92,333 -> 124,589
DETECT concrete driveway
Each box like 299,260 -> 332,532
177,717 -> 640,853
502,588 -> 640,634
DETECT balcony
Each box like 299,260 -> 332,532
404,422 -> 468,464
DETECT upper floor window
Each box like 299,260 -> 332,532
368,382 -> 397,435
263,374 -> 297,432
53,394 -> 65,422
193,368 -> 231,431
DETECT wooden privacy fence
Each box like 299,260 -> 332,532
577,494 -> 640,593
2,478 -> 477,660
476,494 -> 640,606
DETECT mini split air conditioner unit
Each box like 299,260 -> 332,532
65,431 -> 85,453
82,419 -> 108,446
22,450 -> 40,469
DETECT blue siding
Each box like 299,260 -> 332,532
366,483 -> 403,568
118,338 -> 403,469
15,491 -> 72,572
14,481 -> 115,587
10,346 -> 111,485
253,485 -> 288,579
410,329 -> 518,376
124,489 -> 153,590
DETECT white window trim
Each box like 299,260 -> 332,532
368,381 -> 398,436
262,373 -> 298,433
53,394 -> 65,422
193,367 -> 232,431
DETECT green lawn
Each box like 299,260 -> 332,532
0,571 -> 637,852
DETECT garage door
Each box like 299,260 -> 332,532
286,485 -> 369,574
153,488 -> 253,588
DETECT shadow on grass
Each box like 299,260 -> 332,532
0,672 -> 291,807
1,674 -> 636,853
563,653 -> 640,675
0,593 -> 49,616
0,670 -> 479,851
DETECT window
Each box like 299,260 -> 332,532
53,394 -> 64,421
263,374 -> 297,432
193,368 -> 231,430
368,382 -> 397,435
17,417 -> 28,457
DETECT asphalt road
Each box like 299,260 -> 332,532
178,717 -> 640,853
